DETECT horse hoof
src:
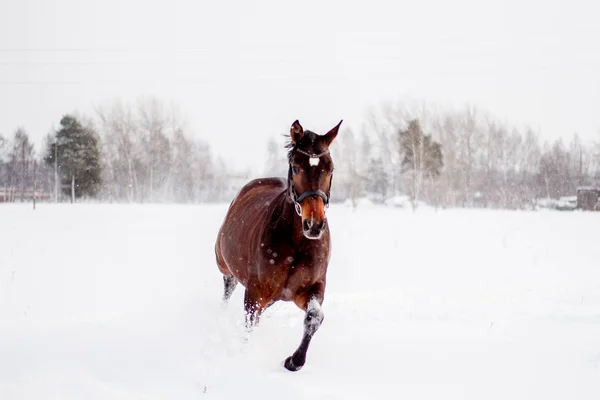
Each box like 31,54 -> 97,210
283,356 -> 303,372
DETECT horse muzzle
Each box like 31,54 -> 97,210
302,218 -> 326,240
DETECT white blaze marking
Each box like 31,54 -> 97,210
309,157 -> 320,166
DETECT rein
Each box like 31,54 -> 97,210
288,148 -> 332,216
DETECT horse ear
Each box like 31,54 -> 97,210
290,120 -> 304,144
322,120 -> 343,147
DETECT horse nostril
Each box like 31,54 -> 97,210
303,219 -> 313,231
314,220 -> 325,231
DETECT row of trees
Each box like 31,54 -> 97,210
1,98 -> 242,203
284,102 -> 599,210
92,98 -> 234,203
3,98 -> 599,209
0,128 -> 36,202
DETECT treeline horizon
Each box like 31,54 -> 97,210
0,97 -> 245,204
1,96 -> 599,209
265,101 -> 600,209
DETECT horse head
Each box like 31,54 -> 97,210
287,119 -> 342,239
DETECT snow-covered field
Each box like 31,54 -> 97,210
1,203 -> 599,399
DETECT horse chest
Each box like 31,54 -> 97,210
258,242 -> 328,300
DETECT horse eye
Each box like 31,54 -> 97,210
292,166 -> 300,174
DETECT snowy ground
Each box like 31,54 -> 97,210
1,203 -> 599,399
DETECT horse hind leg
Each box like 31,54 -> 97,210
222,275 -> 238,303
216,239 -> 237,303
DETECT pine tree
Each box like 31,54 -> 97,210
45,115 -> 102,200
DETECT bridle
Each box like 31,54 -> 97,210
288,148 -> 333,217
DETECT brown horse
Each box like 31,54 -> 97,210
215,119 -> 342,371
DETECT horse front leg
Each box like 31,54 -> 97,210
284,288 -> 325,372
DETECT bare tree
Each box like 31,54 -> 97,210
7,128 -> 35,202
95,97 -> 221,203
0,134 -> 7,201
137,97 -> 173,202
330,127 -> 364,208
0,134 -> 6,160
95,100 -> 142,202
538,139 -> 572,199
263,136 -> 288,178
456,106 -> 484,206
398,119 -> 443,210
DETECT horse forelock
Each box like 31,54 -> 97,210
286,131 -> 326,163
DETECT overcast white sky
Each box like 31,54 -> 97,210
1,0 -> 599,172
